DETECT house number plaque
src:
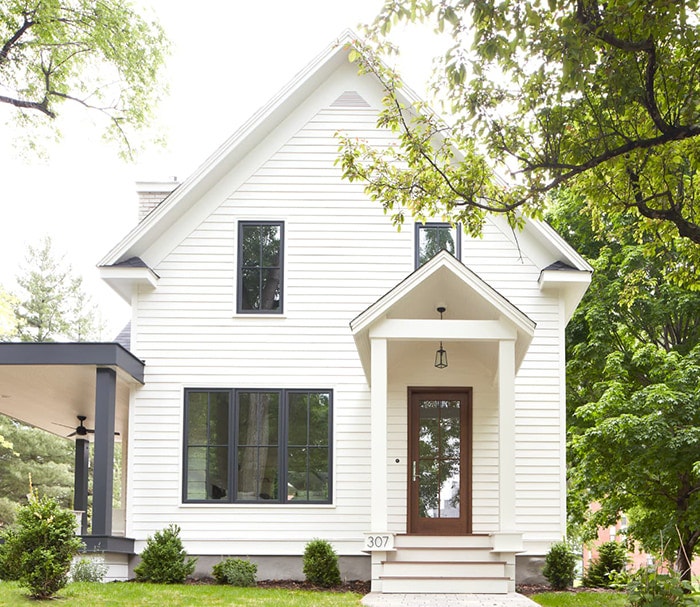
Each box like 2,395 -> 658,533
363,533 -> 395,551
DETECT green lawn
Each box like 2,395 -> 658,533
530,591 -> 627,607
0,581 -> 637,607
0,581 -> 364,606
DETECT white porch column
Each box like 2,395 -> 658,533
498,338 -> 516,532
370,337 -> 388,532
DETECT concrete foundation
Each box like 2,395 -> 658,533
515,555 -> 547,586
128,553 -> 371,582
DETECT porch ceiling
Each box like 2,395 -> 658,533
0,343 -> 143,439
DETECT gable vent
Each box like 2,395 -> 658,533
331,91 -> 371,108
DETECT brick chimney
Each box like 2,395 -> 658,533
136,178 -> 179,221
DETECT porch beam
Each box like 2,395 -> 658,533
369,318 -> 516,341
370,337 -> 388,532
92,367 -> 116,537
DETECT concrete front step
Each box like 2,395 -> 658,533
380,576 -> 510,594
393,534 -> 493,549
389,546 -> 496,562
382,560 -> 507,578
377,535 -> 511,594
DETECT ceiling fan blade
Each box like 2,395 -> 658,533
67,431 -> 77,437
52,421 -> 77,430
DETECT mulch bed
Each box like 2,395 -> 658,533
185,576 -> 371,594
516,584 -> 618,596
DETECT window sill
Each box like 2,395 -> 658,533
179,502 -> 336,509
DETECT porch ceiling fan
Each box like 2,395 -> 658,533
68,415 -> 93,438
54,415 -> 119,438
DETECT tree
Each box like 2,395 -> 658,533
0,414 -> 73,527
0,0 -> 169,155
339,1 -> 700,281
11,235 -> 102,342
0,287 -> 16,341
548,192 -> 700,582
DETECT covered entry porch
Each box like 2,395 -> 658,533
0,342 -> 144,579
351,252 -> 535,593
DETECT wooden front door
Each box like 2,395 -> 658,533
408,387 -> 472,535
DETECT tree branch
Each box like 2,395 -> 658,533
641,43 -> 673,134
0,94 -> 55,118
0,16 -> 33,67
627,168 -> 700,243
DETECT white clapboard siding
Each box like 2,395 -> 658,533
124,62 -> 572,560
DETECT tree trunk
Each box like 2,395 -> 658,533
675,532 -> 698,584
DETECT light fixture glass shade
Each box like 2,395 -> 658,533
434,341 -> 448,369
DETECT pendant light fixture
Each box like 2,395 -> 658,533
434,306 -> 448,369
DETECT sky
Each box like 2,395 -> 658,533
0,1 -> 438,338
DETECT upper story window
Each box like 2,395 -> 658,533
238,221 -> 283,313
183,388 -> 332,504
415,222 -> 461,268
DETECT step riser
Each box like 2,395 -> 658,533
383,562 -> 506,577
388,548 -> 496,562
381,578 -> 509,594
393,535 -> 493,549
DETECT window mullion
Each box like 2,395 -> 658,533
280,389 -> 287,503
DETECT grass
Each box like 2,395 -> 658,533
530,591 -> 627,607
0,581 -> 364,606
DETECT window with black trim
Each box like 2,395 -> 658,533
415,222 -> 461,268
184,388 -> 332,504
237,221 -> 283,313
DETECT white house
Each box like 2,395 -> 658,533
0,31 -> 591,594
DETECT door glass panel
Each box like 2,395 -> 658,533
417,398 -> 461,520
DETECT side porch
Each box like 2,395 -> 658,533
0,342 -> 144,580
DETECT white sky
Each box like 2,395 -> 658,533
0,1 -> 438,338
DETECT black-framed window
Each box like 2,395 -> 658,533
415,222 -> 461,268
183,388 -> 332,504
237,221 -> 283,313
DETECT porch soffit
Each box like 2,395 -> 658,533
0,343 -> 144,438
350,251 -> 536,383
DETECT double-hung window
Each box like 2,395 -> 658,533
415,222 -> 461,268
237,221 -> 283,313
183,388 -> 332,504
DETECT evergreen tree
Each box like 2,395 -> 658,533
11,236 -> 101,342
0,415 -> 73,527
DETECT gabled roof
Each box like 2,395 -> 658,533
99,29 -> 364,271
98,29 -> 591,314
350,251 -> 536,382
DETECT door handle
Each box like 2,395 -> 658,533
412,461 -> 417,482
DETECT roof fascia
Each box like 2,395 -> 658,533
351,250 -> 536,336
0,343 -> 145,384
99,30 -> 361,268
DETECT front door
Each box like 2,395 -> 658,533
408,387 -> 472,535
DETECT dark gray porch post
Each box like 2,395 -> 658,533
92,367 -> 116,536
73,438 -> 89,535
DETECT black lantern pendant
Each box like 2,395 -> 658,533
434,306 -> 448,369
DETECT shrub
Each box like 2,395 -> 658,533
0,527 -> 21,581
133,524 -> 197,583
583,540 -> 629,587
542,541 -> 578,590
303,538 -> 341,587
0,491 -> 84,598
626,566 -> 697,606
70,555 -> 108,582
212,557 -> 257,586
